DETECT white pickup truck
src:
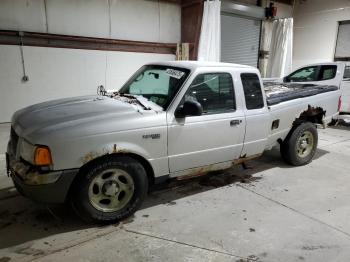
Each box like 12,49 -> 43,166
264,62 -> 350,118
6,61 -> 341,223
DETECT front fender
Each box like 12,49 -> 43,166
81,142 -> 151,164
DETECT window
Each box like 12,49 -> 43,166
119,65 -> 190,110
286,66 -> 318,82
319,65 -> 337,80
335,21 -> 350,61
129,69 -> 170,95
241,73 -> 264,110
183,73 -> 235,114
344,66 -> 350,79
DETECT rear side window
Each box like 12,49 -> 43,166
241,73 -> 264,110
344,66 -> 350,79
319,65 -> 337,80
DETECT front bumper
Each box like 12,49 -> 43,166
6,153 -> 78,204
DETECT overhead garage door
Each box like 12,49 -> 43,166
221,14 -> 261,67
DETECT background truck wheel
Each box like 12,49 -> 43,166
71,155 -> 148,223
280,122 -> 318,166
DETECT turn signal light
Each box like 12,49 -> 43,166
34,146 -> 53,166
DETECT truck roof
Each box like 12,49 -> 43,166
147,60 -> 255,70
299,61 -> 350,67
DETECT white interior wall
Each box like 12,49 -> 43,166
0,0 -> 180,122
0,0 -> 180,42
293,0 -> 350,69
0,45 -> 175,122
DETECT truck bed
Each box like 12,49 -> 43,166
264,82 -> 338,106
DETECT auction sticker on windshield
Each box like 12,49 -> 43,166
165,69 -> 185,79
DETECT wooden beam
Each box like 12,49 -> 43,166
181,0 -> 204,59
0,30 -> 178,54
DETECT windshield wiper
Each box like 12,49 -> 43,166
115,92 -> 151,110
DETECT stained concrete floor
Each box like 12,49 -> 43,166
0,123 -> 350,262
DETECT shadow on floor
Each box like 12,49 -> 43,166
0,147 -> 330,250
144,147 -> 329,209
330,122 -> 350,130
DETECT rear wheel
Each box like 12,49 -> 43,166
280,122 -> 318,166
71,155 -> 148,223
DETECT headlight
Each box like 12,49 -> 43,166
19,139 -> 53,166
19,139 -> 35,163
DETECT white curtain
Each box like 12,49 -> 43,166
197,0 -> 221,62
259,21 -> 273,77
266,18 -> 293,78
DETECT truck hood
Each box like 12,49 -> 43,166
12,95 -> 164,143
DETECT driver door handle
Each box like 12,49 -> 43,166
230,119 -> 242,126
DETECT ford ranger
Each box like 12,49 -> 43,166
6,61 -> 341,223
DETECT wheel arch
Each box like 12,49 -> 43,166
279,105 -> 324,145
294,105 -> 326,126
66,152 -> 155,202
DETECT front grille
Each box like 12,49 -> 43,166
10,127 -> 19,155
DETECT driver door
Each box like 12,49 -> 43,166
167,72 -> 245,175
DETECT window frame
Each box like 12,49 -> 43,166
179,72 -> 237,116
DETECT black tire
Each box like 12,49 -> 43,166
71,155 -> 148,223
280,122 -> 318,166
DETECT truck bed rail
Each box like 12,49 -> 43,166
264,83 -> 338,106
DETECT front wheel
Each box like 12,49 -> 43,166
280,122 -> 318,166
71,155 -> 148,223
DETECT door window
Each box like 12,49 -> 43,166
182,73 -> 235,114
286,66 -> 318,82
241,73 -> 264,110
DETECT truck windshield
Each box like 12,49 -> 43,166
119,65 -> 190,110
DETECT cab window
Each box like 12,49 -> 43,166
286,66 -> 318,82
319,65 -> 337,80
241,73 -> 264,110
344,66 -> 350,79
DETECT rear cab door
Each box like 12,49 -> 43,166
166,67 -> 246,176
238,68 -> 270,156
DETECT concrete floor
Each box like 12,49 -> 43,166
1,123 -> 350,262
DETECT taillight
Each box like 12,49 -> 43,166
338,96 -> 342,112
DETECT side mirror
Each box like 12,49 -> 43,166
175,100 -> 203,118
284,76 -> 290,83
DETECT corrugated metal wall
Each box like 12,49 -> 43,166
221,14 -> 261,67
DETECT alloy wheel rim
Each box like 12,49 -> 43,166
296,130 -> 314,158
88,168 -> 135,212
